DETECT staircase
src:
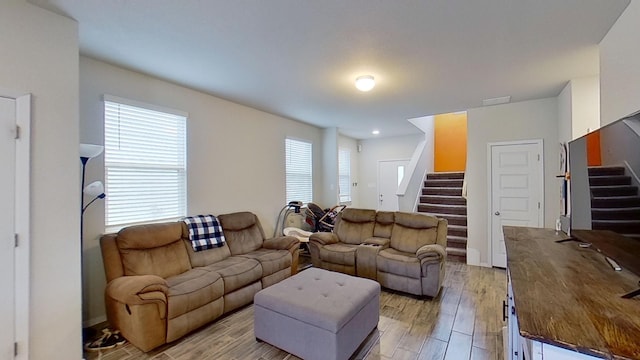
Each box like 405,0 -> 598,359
589,166 -> 640,240
417,172 -> 467,262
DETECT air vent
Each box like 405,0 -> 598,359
482,96 -> 511,106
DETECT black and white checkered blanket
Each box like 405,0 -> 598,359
182,215 -> 226,252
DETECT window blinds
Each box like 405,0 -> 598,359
104,96 -> 187,229
285,138 -> 313,204
338,148 -> 351,203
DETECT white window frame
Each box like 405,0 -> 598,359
338,147 -> 351,203
285,138 -> 313,204
104,95 -> 187,231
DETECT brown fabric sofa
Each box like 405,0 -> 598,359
100,211 -> 299,352
308,208 -> 447,297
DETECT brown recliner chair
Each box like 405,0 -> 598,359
308,208 -> 377,275
309,208 -> 447,297
376,212 -> 447,297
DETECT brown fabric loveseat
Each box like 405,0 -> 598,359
308,208 -> 447,297
100,211 -> 299,352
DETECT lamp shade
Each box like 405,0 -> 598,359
80,143 -> 104,160
83,181 -> 105,197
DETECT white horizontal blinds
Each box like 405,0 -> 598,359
285,138 -> 313,204
338,147 -> 351,203
104,98 -> 187,228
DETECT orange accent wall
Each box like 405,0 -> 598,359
586,130 -> 602,166
434,112 -> 467,172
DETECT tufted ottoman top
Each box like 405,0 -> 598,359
254,268 -> 380,333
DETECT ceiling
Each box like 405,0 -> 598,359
30,0 -> 629,139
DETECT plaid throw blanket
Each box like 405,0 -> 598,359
182,215 -> 226,252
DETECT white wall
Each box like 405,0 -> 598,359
600,0 -> 640,125
570,76 -> 600,138
79,56 -> 324,325
558,81 -> 573,143
558,76 -> 600,144
0,1 -> 81,359
466,98 -> 559,266
321,127 -> 339,207
338,135 -> 360,207
356,134 -> 422,210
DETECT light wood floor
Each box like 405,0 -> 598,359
85,262 -> 506,360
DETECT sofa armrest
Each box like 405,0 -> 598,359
263,236 -> 299,251
309,232 -> 339,246
363,237 -> 390,249
106,275 -> 168,308
416,244 -> 447,262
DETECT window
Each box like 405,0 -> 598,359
338,148 -> 351,203
285,138 -> 313,204
104,95 -> 187,230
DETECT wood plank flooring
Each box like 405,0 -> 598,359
85,262 -> 506,360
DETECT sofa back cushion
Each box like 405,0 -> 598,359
181,223 -> 231,267
218,212 -> 265,255
374,211 -> 395,238
117,222 -> 191,278
390,212 -> 440,253
335,208 -> 376,245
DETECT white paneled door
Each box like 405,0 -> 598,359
0,97 -> 16,359
490,141 -> 543,268
378,160 -> 409,211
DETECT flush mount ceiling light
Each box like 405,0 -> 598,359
372,130 -> 380,135
355,75 -> 375,92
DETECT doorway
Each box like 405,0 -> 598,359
0,92 -> 30,360
0,96 -> 16,359
378,160 -> 409,211
488,140 -> 543,268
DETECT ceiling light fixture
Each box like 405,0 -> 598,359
372,130 -> 380,135
355,75 -> 375,92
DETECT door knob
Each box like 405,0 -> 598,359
495,211 -> 500,216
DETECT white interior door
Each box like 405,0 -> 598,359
490,141 -> 543,268
0,97 -> 16,359
378,160 -> 409,211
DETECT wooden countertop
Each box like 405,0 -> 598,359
503,226 -> 640,360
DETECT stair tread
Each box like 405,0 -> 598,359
422,195 -> 464,200
446,247 -> 467,255
447,235 -> 467,241
592,195 -> 640,199
593,219 -> 640,223
592,207 -> 640,211
589,175 -> 630,178
418,203 -> 467,208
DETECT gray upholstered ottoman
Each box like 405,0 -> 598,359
254,268 -> 380,360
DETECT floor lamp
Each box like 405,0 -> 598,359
79,143 -> 105,344
80,143 -> 105,244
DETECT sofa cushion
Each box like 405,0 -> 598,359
377,248 -> 421,279
183,239 -> 232,268
335,209 -> 376,245
373,211 -> 395,238
218,212 -> 265,255
166,269 -> 224,320
202,257 -> 262,293
117,222 -> 192,278
390,212 -> 439,254
319,243 -> 358,266
239,248 -> 292,277
118,222 -> 184,249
